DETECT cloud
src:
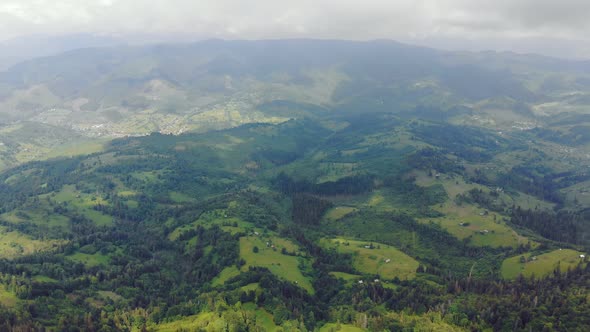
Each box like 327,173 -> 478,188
1,0 -> 590,46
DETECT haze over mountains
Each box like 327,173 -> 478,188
1,39 -> 590,169
0,34 -> 129,71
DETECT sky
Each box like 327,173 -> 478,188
1,0 -> 590,59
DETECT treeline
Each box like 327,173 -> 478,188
411,123 -> 512,162
510,206 -> 586,245
292,193 -> 333,225
456,188 -> 505,213
273,172 -> 374,196
496,166 -> 564,204
405,148 -> 464,174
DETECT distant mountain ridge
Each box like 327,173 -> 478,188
0,39 -> 590,169
0,34 -> 126,71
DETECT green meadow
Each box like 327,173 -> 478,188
501,249 -> 586,279
322,238 -> 419,280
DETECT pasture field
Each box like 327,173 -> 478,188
324,206 -> 358,221
46,185 -> 113,226
419,202 -> 530,248
212,266 -> 241,287
0,288 -> 18,308
501,249 -> 586,279
1,208 -> 70,230
68,252 -> 111,267
319,323 -> 366,332
321,238 -> 419,280
329,271 -> 361,281
239,235 -> 314,293
0,227 -> 63,258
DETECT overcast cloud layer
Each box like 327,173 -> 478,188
1,0 -> 590,58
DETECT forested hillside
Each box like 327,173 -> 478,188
0,111 -> 586,331
0,40 -> 589,331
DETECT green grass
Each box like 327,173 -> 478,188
32,275 -> 58,283
561,180 -> 590,208
152,312 -> 221,331
319,323 -> 366,331
324,206 -> 358,221
68,252 -> 110,267
212,266 -> 241,287
47,185 -> 113,226
501,249 -> 586,279
126,200 -> 139,208
366,191 -> 395,211
0,288 -> 18,308
239,235 -> 314,293
317,162 -> 359,183
117,190 -> 137,197
44,140 -> 106,159
1,208 -> 70,229
419,202 -> 530,248
152,307 -> 282,332
240,283 -> 260,292
0,226 -> 63,258
131,171 -> 161,182
169,191 -> 195,203
414,171 -> 541,247
168,209 -> 252,241
322,238 -> 420,280
243,303 -> 280,332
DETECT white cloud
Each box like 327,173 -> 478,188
0,0 -> 589,48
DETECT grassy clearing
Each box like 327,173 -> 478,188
0,288 -> 18,308
366,191 -> 397,212
420,201 -> 530,248
1,208 -> 69,230
561,180 -> 590,208
168,209 -> 252,240
32,275 -> 58,283
212,266 -> 241,287
131,171 -> 162,182
317,162 -> 358,183
44,140 -> 106,159
319,323 -> 366,332
240,236 -> 314,294
117,190 -> 137,197
501,249 -> 586,279
324,206 -> 358,221
47,185 -> 112,226
0,227 -> 63,258
413,171 -> 477,199
153,312 -> 221,332
240,283 -> 260,292
153,307 -> 282,332
242,303 -> 280,332
322,238 -> 419,280
68,252 -> 110,267
414,170 -> 534,248
169,191 -> 195,203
